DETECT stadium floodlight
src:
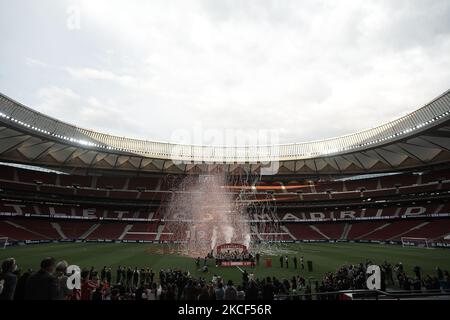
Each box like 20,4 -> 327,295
0,237 -> 8,249
401,237 -> 429,249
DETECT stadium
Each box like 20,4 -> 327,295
1,2 -> 450,308
1,89 -> 450,300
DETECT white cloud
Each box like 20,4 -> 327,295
65,67 -> 136,87
36,86 -> 81,115
35,85 -> 136,135
3,0 -> 450,145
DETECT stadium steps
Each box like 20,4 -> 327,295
435,204 -> 445,214
430,233 -> 449,242
5,220 -> 51,239
51,222 -> 67,239
387,222 -> 429,241
123,178 -> 130,190
91,176 -> 97,189
155,224 -> 166,241
80,223 -> 100,240
309,225 -> 329,239
430,231 -> 450,242
119,225 -> 134,240
251,225 -> 263,240
32,204 -> 40,215
280,225 -> 296,240
356,222 -> 391,240
13,167 -> 19,182
341,223 -> 351,240
0,235 -> 17,241
155,178 -> 162,191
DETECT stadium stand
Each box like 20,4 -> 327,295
1,88 -> 450,248
1,159 -> 450,246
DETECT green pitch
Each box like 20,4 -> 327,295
1,242 -> 449,285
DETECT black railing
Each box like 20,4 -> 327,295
275,289 -> 450,300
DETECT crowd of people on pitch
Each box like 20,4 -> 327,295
1,256 -> 449,300
382,261 -> 447,292
279,255 -> 305,269
214,250 -> 254,263
311,260 -> 450,298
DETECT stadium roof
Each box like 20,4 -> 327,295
1,89 -> 450,175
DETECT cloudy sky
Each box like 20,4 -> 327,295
1,0 -> 450,146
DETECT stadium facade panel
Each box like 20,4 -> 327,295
1,90 -> 450,175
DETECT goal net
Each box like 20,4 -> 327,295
401,237 -> 429,248
0,237 -> 8,249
